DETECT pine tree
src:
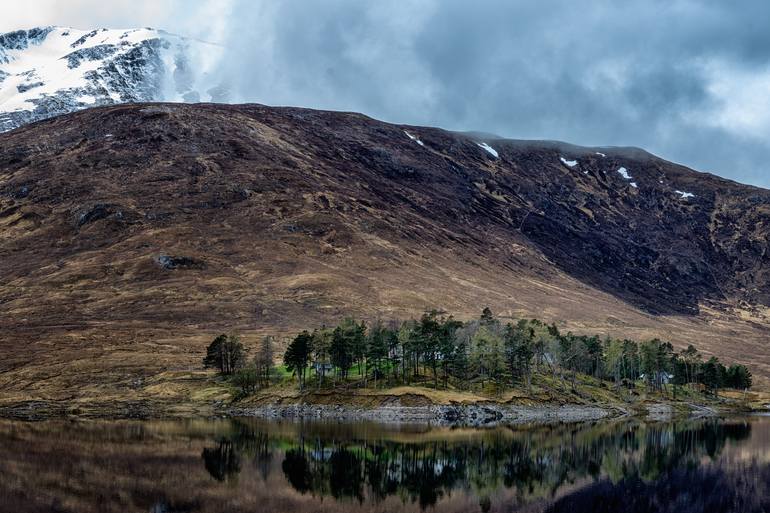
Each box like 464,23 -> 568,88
640,339 -> 672,392
419,310 -> 449,388
204,334 -> 228,371
312,328 -> 334,388
504,321 -> 534,389
450,338 -> 470,389
367,320 -> 389,388
471,324 -> 505,389
203,334 -> 245,375
284,331 -> 312,390
341,319 -> 367,377
439,316 -> 463,388
701,357 -> 723,396
398,320 -> 420,382
330,327 -> 353,381
385,320 -> 401,381
560,334 -> 590,389
604,338 -> 624,389
583,335 -> 604,379
682,344 -> 701,387
621,340 -> 640,382
726,364 -> 752,390
254,336 -> 274,387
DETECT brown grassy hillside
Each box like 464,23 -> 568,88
1,103 -> 769,405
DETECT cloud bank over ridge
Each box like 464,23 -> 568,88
5,0 -> 770,187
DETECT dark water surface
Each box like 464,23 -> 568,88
1,415 -> 769,512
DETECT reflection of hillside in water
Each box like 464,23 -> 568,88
200,419 -> 753,509
0,417 -> 763,512
547,461 -> 770,513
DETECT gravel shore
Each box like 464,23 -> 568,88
230,403 -> 624,426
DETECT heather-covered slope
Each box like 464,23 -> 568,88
1,103 -> 769,404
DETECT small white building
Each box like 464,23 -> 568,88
639,372 -> 674,384
313,362 -> 334,374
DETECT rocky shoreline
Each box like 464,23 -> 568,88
229,403 -> 627,426
0,399 -> 724,424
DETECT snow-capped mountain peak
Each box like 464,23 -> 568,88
0,26 -> 222,132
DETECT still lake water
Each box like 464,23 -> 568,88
0,415 -> 769,512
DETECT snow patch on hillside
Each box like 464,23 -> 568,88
617,167 -> 632,180
560,157 -> 577,167
477,142 -> 499,158
404,130 -> 424,146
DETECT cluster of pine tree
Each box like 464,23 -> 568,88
275,308 -> 752,395
203,334 -> 276,395
202,308 -> 751,396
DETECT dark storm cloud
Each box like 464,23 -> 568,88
206,0 -> 770,187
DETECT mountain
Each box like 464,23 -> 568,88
1,102 -> 770,408
0,26 -> 220,132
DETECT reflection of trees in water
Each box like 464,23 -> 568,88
282,448 -> 313,493
329,448 -> 365,501
252,430 -> 272,481
201,420 -> 271,482
202,419 -> 752,508
635,420 -> 751,481
201,440 -> 240,482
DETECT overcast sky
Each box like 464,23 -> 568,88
4,0 -> 770,187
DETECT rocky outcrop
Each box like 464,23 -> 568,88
0,27 -> 54,63
155,255 -> 206,270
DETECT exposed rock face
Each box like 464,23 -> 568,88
0,26 -> 221,132
1,102 -> 770,401
0,27 -> 54,60
155,255 -> 206,270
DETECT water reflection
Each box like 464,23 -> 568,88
201,440 -> 241,482
0,416 -> 765,512
198,418 -> 753,510
212,420 -> 751,511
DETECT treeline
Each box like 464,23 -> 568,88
204,308 -> 752,396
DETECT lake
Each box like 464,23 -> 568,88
0,415 -> 768,512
